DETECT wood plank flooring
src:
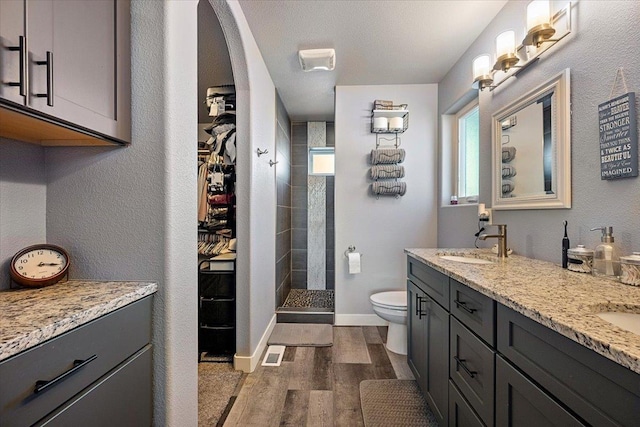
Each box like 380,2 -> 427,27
222,326 -> 414,427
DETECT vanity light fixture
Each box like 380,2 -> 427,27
471,1 -> 573,91
494,30 -> 519,72
472,54 -> 494,91
523,0 -> 556,48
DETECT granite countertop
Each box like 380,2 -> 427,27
405,248 -> 640,374
0,280 -> 157,362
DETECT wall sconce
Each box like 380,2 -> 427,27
494,30 -> 519,72
471,1 -> 573,91
523,0 -> 556,48
472,54 -> 494,90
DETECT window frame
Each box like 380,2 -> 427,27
308,146 -> 335,176
453,99 -> 480,204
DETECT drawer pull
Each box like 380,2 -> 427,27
34,354 -> 97,394
454,299 -> 477,314
454,356 -> 477,378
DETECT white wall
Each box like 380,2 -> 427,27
334,85 -> 438,323
211,0 -> 277,370
0,139 -> 47,290
438,1 -> 640,260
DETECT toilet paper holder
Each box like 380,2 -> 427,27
344,246 -> 364,258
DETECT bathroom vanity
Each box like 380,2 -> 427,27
0,280 -> 156,426
405,248 -> 640,427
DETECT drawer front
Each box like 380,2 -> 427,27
449,380 -> 486,427
199,272 -> 235,298
407,258 -> 449,310
0,297 -> 152,427
450,279 -> 495,346
497,304 -> 640,427
200,298 -> 236,326
495,355 -> 584,427
450,317 -> 495,427
37,345 -> 152,426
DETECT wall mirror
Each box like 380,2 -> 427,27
492,68 -> 571,210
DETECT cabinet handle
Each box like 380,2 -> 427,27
454,299 -> 477,314
6,35 -> 28,96
34,354 -> 97,394
416,295 -> 428,319
454,356 -> 477,379
34,51 -> 54,107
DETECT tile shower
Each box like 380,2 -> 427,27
276,121 -> 334,315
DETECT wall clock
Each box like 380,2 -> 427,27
10,244 -> 70,288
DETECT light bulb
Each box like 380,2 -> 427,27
496,30 -> 516,58
527,0 -> 550,31
473,55 -> 491,80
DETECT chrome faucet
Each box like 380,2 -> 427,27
479,224 -> 508,258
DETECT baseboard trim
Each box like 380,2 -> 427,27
334,314 -> 387,326
234,313 -> 277,373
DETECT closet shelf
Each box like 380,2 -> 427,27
370,108 -> 409,134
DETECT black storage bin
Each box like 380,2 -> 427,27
200,298 -> 235,326
199,326 -> 235,355
199,273 -> 234,298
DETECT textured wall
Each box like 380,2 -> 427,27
307,122 -> 327,290
438,1 -> 640,261
334,84 -> 438,320
275,92 -> 292,308
0,139 -> 47,290
45,1 -> 199,424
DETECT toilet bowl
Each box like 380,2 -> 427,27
370,291 -> 407,355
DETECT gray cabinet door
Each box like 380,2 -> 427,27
407,280 -> 427,392
423,294 -> 449,426
0,0 -> 26,104
495,355 -> 584,427
26,0 -> 130,142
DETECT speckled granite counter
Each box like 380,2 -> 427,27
0,280 -> 157,362
405,248 -> 640,374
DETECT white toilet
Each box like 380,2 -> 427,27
370,291 -> 407,355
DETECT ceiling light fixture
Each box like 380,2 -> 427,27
298,48 -> 336,72
523,0 -> 556,48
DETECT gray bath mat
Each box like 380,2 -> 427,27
360,380 -> 438,427
267,323 -> 333,347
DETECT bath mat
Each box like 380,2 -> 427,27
360,380 -> 438,427
267,323 -> 333,347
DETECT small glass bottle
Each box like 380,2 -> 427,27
590,226 -> 621,279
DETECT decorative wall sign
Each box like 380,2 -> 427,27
598,92 -> 638,180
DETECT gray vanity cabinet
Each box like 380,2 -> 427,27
0,297 -> 152,426
495,355 -> 583,427
407,273 -> 450,426
0,0 -> 131,144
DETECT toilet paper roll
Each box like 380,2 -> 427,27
348,252 -> 361,274
373,117 -> 388,130
478,203 -> 485,216
389,116 -> 403,130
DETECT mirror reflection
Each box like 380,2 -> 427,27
499,93 -> 553,199
492,69 -> 571,210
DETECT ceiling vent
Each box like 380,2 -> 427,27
298,48 -> 336,72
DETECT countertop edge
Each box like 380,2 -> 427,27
0,282 -> 157,362
405,249 -> 640,375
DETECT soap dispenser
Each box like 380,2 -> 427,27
590,226 -> 621,279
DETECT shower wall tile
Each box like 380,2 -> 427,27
275,92 -> 292,308
291,123 -> 307,146
292,207 -> 307,229
291,270 -> 307,289
292,228 -> 307,250
326,271 -> 335,290
292,185 -> 308,208
276,229 -> 291,262
292,144 -> 308,166
291,166 -> 308,187
292,249 -> 307,270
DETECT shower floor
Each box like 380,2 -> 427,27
277,289 -> 334,324
282,289 -> 334,309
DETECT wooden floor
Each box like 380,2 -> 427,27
222,326 -> 414,427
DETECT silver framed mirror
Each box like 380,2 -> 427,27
492,68 -> 571,210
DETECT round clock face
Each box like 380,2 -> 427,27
10,244 -> 70,288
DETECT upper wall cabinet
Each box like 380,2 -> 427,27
0,0 -> 131,146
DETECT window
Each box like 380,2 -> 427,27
456,100 -> 479,202
309,147 -> 335,176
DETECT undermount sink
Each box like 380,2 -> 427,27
596,312 -> 640,335
439,255 -> 494,265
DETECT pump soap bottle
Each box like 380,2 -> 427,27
590,226 -> 621,279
